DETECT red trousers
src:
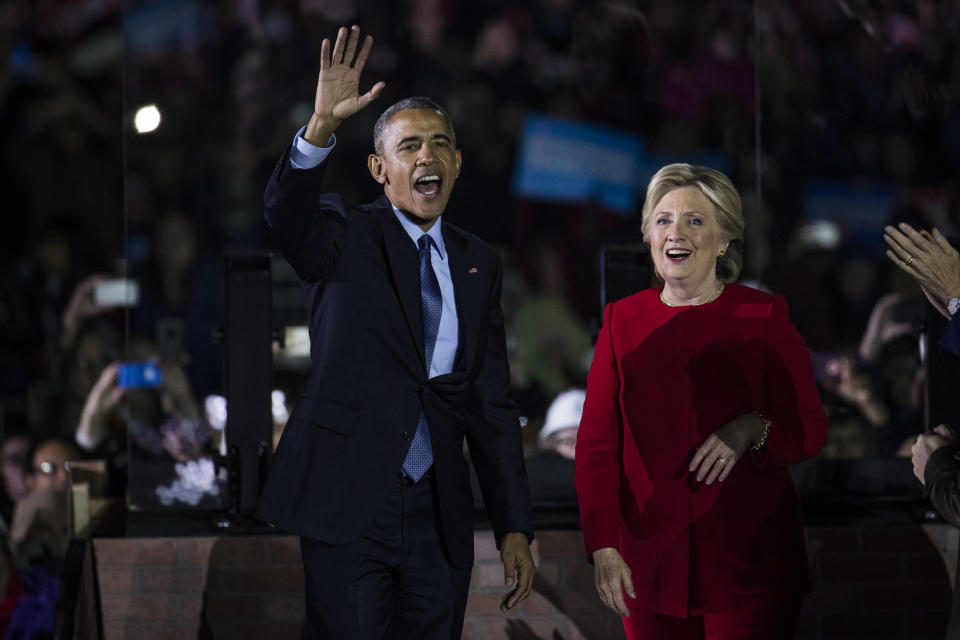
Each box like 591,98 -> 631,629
622,603 -> 802,640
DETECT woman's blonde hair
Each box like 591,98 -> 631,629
640,163 -> 745,283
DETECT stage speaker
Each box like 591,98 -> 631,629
223,250 -> 273,517
601,244 -> 653,312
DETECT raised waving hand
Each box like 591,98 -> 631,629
305,25 -> 385,146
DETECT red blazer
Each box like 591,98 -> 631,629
575,284 -> 828,616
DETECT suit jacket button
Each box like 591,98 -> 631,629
401,431 -> 411,440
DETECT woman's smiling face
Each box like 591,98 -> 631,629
645,186 -> 729,290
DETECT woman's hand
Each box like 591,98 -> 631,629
858,292 -> 913,363
592,547 -> 636,616
76,362 -> 126,451
689,414 -> 765,485
62,274 -> 115,347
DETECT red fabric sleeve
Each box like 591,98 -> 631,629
755,295 -> 829,466
576,302 -> 627,559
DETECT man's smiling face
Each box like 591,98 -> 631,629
368,108 -> 462,231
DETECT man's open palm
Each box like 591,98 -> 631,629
316,25 -> 385,125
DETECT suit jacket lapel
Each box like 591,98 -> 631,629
443,223 -> 482,372
374,203 -> 425,370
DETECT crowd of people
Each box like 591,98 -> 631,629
0,0 -> 959,635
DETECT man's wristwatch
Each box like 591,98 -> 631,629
949,297 -> 960,317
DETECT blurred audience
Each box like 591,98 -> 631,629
132,212 -> 223,399
856,292 -> 927,456
524,388 -> 584,505
0,433 -> 31,529
508,240 -> 593,401
11,438 -> 81,570
0,0 -> 959,550
814,353 -> 885,459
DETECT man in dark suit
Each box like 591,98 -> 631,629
255,25 -> 535,639
887,223 -> 960,639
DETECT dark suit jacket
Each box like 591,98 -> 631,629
255,146 -> 533,567
942,315 -> 960,357
924,445 -> 960,640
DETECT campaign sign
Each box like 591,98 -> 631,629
512,113 -> 644,214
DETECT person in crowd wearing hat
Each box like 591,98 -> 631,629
522,389 -> 585,506
538,388 -> 585,461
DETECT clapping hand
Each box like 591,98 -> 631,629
884,223 -> 960,319
305,25 -> 386,146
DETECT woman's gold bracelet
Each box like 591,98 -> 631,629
751,412 -> 770,450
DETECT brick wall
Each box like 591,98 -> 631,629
95,536 -> 304,639
800,525 -> 955,640
89,525 -> 956,640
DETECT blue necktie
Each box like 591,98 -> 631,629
402,234 -> 441,481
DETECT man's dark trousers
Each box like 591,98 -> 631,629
299,470 -> 471,639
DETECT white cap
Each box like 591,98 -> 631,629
538,388 -> 586,443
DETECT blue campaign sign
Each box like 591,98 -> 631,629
512,113 -> 644,214
802,180 -> 897,245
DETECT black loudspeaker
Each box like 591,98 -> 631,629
223,250 -> 273,517
600,244 -> 653,313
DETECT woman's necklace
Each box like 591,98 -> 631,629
659,282 -> 725,307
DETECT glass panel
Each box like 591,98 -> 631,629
122,0 -> 231,511
117,0 -> 766,516
756,1 -> 960,479
754,3 -> 960,517
115,0 -> 959,516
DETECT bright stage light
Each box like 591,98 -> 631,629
134,104 -> 161,133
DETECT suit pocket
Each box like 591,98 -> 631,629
292,395 -> 360,437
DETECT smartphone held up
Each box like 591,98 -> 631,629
93,278 -> 140,308
117,361 -> 163,389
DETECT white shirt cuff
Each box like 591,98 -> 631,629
289,126 -> 336,169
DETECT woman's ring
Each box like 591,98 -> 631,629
906,255 -> 914,266
717,457 -> 728,466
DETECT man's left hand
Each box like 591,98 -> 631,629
912,424 -> 956,483
499,532 -> 535,611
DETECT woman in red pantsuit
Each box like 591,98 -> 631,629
575,164 -> 828,640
